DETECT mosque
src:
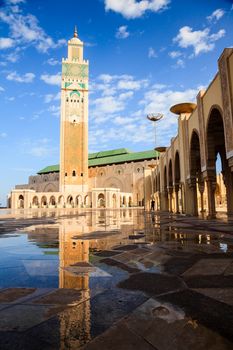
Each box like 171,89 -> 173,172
9,29 -> 158,210
9,29 -> 233,218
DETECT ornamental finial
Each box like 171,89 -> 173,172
74,25 -> 78,38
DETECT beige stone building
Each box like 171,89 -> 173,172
9,29 -> 232,217
150,48 -> 233,218
9,29 -> 158,209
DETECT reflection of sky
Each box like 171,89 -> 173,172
0,233 -> 59,288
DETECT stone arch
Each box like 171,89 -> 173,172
97,168 -> 106,177
103,177 -> 124,191
58,195 -> 65,208
18,194 -> 24,209
98,193 -> 105,208
76,195 -> 82,208
32,196 -> 39,208
115,166 -> 124,175
84,195 -> 90,207
67,195 -> 74,207
49,195 -> 56,207
189,130 -> 202,216
206,107 -> 233,215
41,196 -> 48,208
174,151 -> 181,213
44,183 -> 56,192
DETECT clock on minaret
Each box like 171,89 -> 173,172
59,27 -> 89,194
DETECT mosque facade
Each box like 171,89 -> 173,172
9,30 -> 158,209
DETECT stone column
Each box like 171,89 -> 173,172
205,176 -> 216,218
223,168 -> 233,216
198,180 -> 205,213
187,178 -> 198,216
168,186 -> 173,213
180,183 -> 185,213
174,184 -> 180,213
161,190 -> 169,211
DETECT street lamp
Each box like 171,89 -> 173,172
147,113 -> 163,150
147,114 -> 163,208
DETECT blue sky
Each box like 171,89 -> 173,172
0,0 -> 232,205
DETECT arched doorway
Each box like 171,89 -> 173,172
32,196 -> 39,208
174,152 -> 181,213
206,107 -> 232,216
49,196 -> 56,207
58,195 -> 64,208
189,131 -> 202,216
18,195 -> 24,209
84,195 -> 90,208
67,195 -> 74,208
41,196 -> 47,208
98,193 -> 105,208
76,195 -> 82,208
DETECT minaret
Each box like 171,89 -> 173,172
59,27 -> 89,193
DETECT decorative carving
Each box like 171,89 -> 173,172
218,49 -> 233,153
197,92 -> 206,169
62,63 -> 88,78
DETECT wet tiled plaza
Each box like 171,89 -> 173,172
0,209 -> 233,349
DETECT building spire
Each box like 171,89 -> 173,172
74,25 -> 78,38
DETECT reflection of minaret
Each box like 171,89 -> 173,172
59,225 -> 89,290
58,214 -> 91,347
60,26 -> 89,193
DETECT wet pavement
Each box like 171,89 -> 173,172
0,209 -> 233,349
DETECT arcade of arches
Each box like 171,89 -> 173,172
148,48 -> 233,218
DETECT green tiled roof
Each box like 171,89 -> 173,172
37,148 -> 159,174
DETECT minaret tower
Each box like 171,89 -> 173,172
60,27 -> 89,193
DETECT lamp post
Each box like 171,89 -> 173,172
147,114 -> 163,209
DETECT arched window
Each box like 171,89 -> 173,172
72,170 -> 76,176
65,172 -> 67,176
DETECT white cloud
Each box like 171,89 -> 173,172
116,25 -> 129,39
0,37 -> 14,49
119,91 -> 134,100
117,77 -> 148,90
113,116 -> 134,125
148,47 -> 157,58
174,26 -> 225,56
0,86 -> 5,92
92,96 -> 125,114
46,58 -> 60,66
169,50 -> 182,59
172,58 -> 185,69
0,4 -> 66,54
5,51 -> 20,62
47,104 -> 60,117
207,9 -> 225,22
6,71 -> 35,83
44,92 -> 60,103
22,138 -> 57,158
0,132 -> 7,138
40,73 -> 61,86
105,0 -> 170,19
7,0 -> 25,4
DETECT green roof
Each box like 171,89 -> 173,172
37,148 -> 159,174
